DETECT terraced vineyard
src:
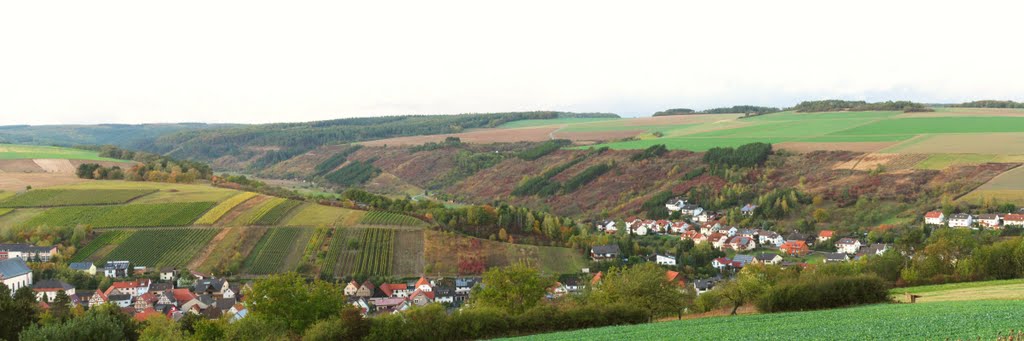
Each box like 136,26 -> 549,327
360,211 -> 426,227
0,189 -> 156,208
194,192 -> 258,225
69,230 -> 133,262
252,199 -> 303,225
102,229 -> 219,267
24,202 -> 216,228
243,228 -> 304,274
356,228 -> 394,276
302,226 -> 329,265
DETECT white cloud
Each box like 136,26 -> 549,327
1,0 -> 1023,124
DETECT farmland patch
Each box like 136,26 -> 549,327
102,229 -> 219,268
359,211 -> 428,227
242,227 -> 311,275
283,203 -> 364,227
24,202 -> 215,228
194,192 -> 258,225
0,189 -> 155,208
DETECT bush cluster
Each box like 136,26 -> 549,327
756,274 -> 890,313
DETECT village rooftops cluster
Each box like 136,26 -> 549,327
924,210 -> 1024,229
343,276 -> 478,315
0,243 -> 58,262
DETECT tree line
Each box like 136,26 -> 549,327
951,100 -> 1024,109
792,100 -> 933,113
653,106 -> 780,116
75,146 -> 213,183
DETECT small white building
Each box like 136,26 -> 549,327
948,214 -> 973,228
69,262 -> 97,275
654,254 -> 677,266
33,280 -> 75,302
836,238 -> 862,254
1004,214 -> 1024,227
975,214 -> 1002,229
103,261 -> 130,278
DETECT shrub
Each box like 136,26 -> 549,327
756,274 -> 890,313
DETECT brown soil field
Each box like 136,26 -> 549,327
392,229 -> 425,276
884,133 -> 1024,154
0,172 -> 88,191
0,159 -> 45,172
831,153 -> 929,171
775,141 -> 898,153
33,159 -> 76,173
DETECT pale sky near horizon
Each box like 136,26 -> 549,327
2,0 -> 1023,125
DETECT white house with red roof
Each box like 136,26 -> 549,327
727,236 -> 756,251
105,279 -> 151,298
924,211 -> 945,225
817,230 -> 835,242
975,214 -> 1002,229
1004,214 -> 1024,227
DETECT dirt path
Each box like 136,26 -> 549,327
187,227 -> 233,271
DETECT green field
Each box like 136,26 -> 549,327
54,181 -> 237,204
194,192 -> 258,225
69,230 -> 133,263
283,203 -> 364,227
24,202 -> 215,228
101,229 -> 219,267
513,301 -> 1024,340
959,165 -> 1024,204
0,144 -> 126,161
251,199 -> 303,225
360,211 -> 427,227
0,189 -> 155,207
831,117 -> 1024,135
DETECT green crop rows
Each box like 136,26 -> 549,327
69,230 -> 133,263
356,228 -> 394,276
0,189 -> 156,208
302,226 -> 329,265
24,202 -> 216,228
513,300 -> 1024,341
195,192 -> 258,225
360,211 -> 426,227
320,228 -> 364,279
101,229 -> 218,267
0,208 -> 12,217
253,200 -> 302,225
243,228 -> 303,274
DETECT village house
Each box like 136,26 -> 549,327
727,236 -> 756,251
824,252 -> 850,263
433,282 -> 455,304
754,253 -> 783,265
836,238 -> 862,254
740,204 -> 758,216
108,294 -> 132,308
732,255 -> 755,267
69,262 -> 97,275
786,231 -> 814,246
758,230 -> 784,247
1004,214 -> 1024,227
693,277 -> 721,295
975,214 -> 1002,229
653,254 -> 677,266
817,230 -> 834,243
379,283 -> 409,298
924,211 -> 945,225
629,223 -> 649,236
855,243 -> 890,260
665,197 -> 688,212
344,281 -> 359,296
671,221 -> 691,234
780,240 -> 810,256
0,244 -> 57,262
104,261 -> 130,278
681,230 -> 707,244
679,204 -> 704,217
33,280 -> 75,302
709,233 -> 729,249
596,220 -> 617,234
695,211 -> 718,223
591,244 -> 621,261
948,213 -> 973,228
193,279 -> 229,297
159,268 -> 178,282
1,258 -> 34,293
106,279 -> 151,297
357,281 -> 377,298
85,290 -> 108,307
454,278 -> 477,295
665,270 -> 687,288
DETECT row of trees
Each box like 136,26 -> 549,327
951,100 -> 1024,109
792,100 -> 932,113
653,106 -> 781,116
703,142 -> 772,168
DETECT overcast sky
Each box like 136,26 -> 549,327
2,0 -> 1023,125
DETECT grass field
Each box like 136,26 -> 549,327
359,211 -> 427,227
53,181 -> 238,204
959,165 -> 1024,204
283,203 -> 364,227
0,144 -> 126,161
512,301 -> 1024,340
194,192 -> 258,225
891,278 -> 1024,303
0,189 -> 155,207
69,230 -> 133,263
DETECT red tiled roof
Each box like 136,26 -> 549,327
134,308 -> 162,322
379,283 -> 407,297
415,277 -> 430,288
819,230 -> 834,238
104,279 -> 151,296
409,289 -> 435,300
171,288 -> 196,303
925,211 -> 943,218
590,272 -> 603,285
1005,214 -> 1024,221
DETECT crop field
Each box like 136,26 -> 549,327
24,202 -> 215,228
195,227 -> 268,274
321,227 -> 365,279
359,211 -> 427,227
233,197 -> 285,226
252,199 -> 302,225
959,166 -> 1024,204
101,229 -> 219,267
301,226 -> 329,266
355,228 -> 395,276
498,118 -> 621,129
424,230 -> 587,276
194,192 -> 258,225
69,230 -> 133,263
243,227 -> 307,274
0,189 -> 155,207
0,144 -> 126,161
891,279 -> 1024,303
0,208 -> 11,217
513,301 -> 1024,341
53,181 -> 238,204
283,203 -> 365,227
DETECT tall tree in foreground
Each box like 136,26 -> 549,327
246,272 -> 347,335
588,262 -> 688,321
470,264 -> 553,315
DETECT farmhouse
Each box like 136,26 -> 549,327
591,244 -> 621,261
975,214 -> 1002,229
836,238 -> 862,254
727,236 -> 756,251
106,279 -> 151,297
33,279 -> 76,302
780,240 -> 809,256
824,252 -> 850,263
948,213 -> 973,228
665,198 -> 687,212
69,262 -> 97,275
1004,214 -> 1024,227
160,268 -> 178,282
0,244 -> 57,262
924,211 -> 945,225
740,204 -> 757,215
754,253 -> 783,265
758,230 -> 784,247
0,258 -> 33,292
855,243 -> 890,260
